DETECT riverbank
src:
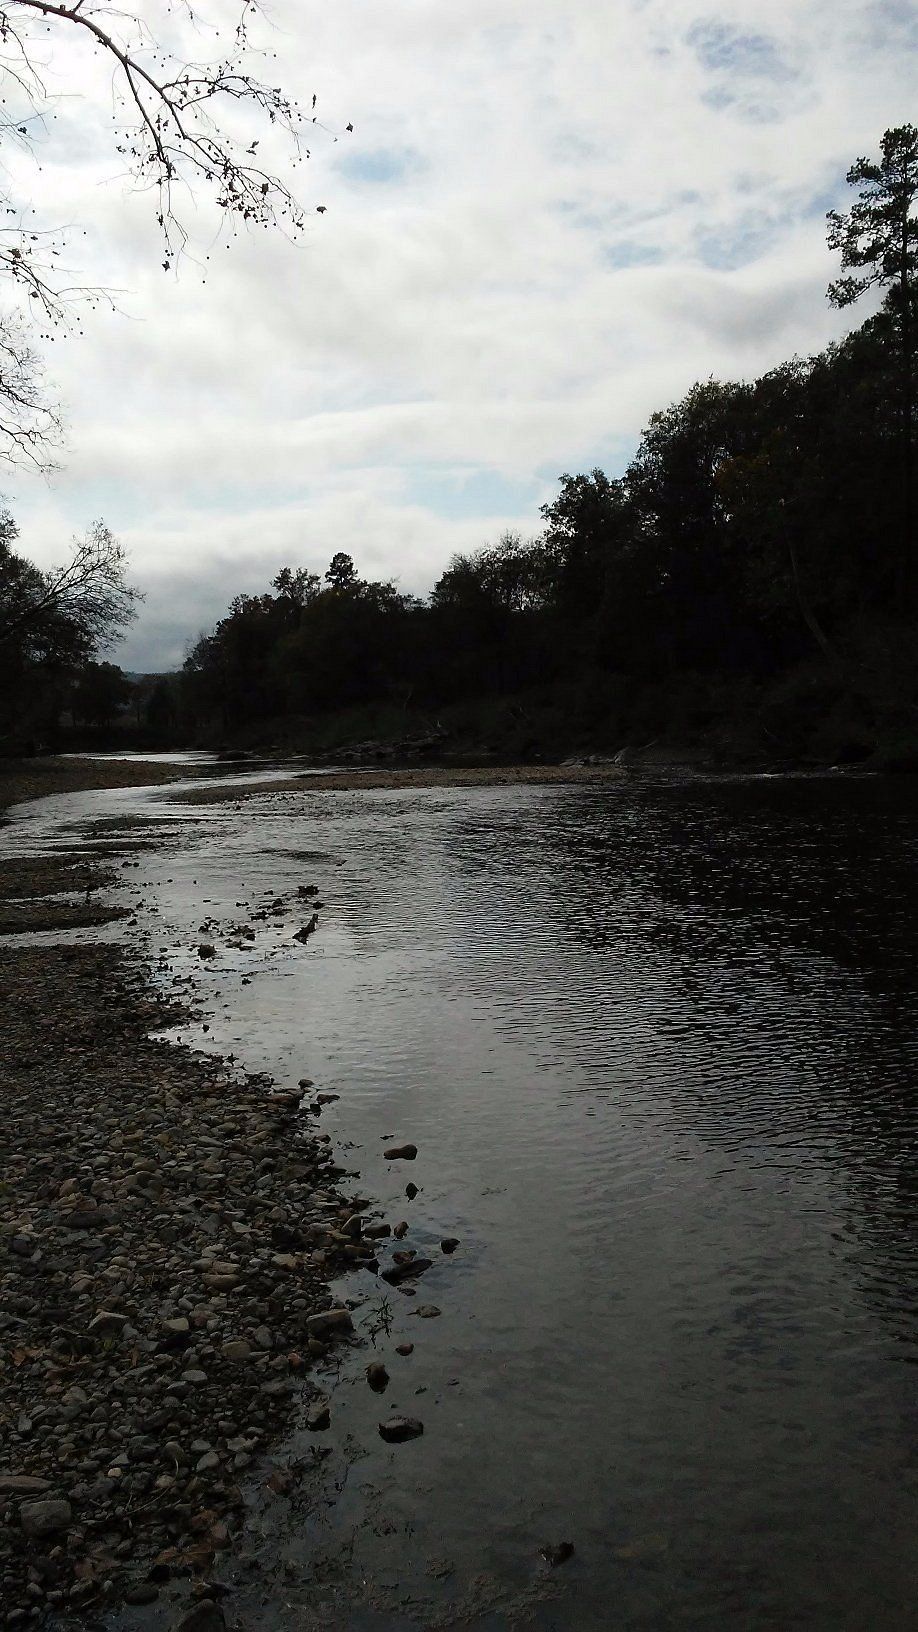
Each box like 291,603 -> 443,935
0,849 -> 373,1626
0,758 -> 189,816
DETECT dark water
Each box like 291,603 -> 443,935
4,771 -> 917,1629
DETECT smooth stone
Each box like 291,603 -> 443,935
378,1416 -> 423,1443
305,1308 -> 353,1337
19,1498 -> 72,1536
395,1342 -> 414,1356
381,1257 -> 432,1286
172,1598 -> 226,1632
384,1144 -> 418,1161
366,1362 -> 389,1392
221,1339 -> 251,1362
440,1239 -> 460,1254
306,1402 -> 330,1432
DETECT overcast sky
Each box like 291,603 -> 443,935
3,0 -> 916,671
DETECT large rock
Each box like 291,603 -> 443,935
19,1498 -> 72,1536
381,1256 -> 432,1286
378,1416 -> 424,1443
305,1308 -> 353,1338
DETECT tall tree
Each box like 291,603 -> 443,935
827,125 -> 918,598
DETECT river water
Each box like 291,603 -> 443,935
3,765 -> 917,1630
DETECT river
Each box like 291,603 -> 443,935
3,763 -> 916,1630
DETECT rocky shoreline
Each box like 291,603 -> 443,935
0,850 -> 375,1629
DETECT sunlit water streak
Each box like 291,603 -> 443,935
2,767 -> 917,1629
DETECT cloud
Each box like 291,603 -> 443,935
2,0 -> 915,667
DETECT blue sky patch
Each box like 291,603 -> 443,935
338,147 -> 424,186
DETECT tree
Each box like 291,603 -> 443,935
827,125 -> 918,596
70,659 -> 132,727
325,551 -> 358,591
0,516 -> 140,655
0,2 -> 347,465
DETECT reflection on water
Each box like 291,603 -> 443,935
4,772 -> 918,1629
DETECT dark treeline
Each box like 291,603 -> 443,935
177,310 -> 914,761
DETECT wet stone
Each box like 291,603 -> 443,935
378,1416 -> 424,1443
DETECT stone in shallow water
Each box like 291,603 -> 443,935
384,1143 -> 418,1161
381,1257 -> 432,1286
378,1416 -> 423,1443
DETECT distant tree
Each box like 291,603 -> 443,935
539,470 -> 632,626
0,2 -> 348,465
71,659 -> 131,727
272,566 -> 321,609
144,676 -> 178,737
324,552 -> 358,591
827,125 -> 918,595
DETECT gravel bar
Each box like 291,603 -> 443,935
0,852 -> 371,1627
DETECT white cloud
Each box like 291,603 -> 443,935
2,0 -> 914,666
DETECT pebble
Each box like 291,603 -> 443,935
384,1144 -> 418,1161
366,1362 -> 389,1392
306,1401 -> 330,1432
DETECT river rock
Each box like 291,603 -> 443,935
395,1342 -> 414,1356
378,1416 -> 423,1443
305,1308 -> 353,1337
440,1238 -> 460,1254
306,1401 -> 330,1431
19,1498 -> 72,1536
381,1257 -> 432,1286
540,1540 -> 575,1567
366,1362 -> 389,1392
384,1144 -> 418,1161
172,1597 -> 226,1632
